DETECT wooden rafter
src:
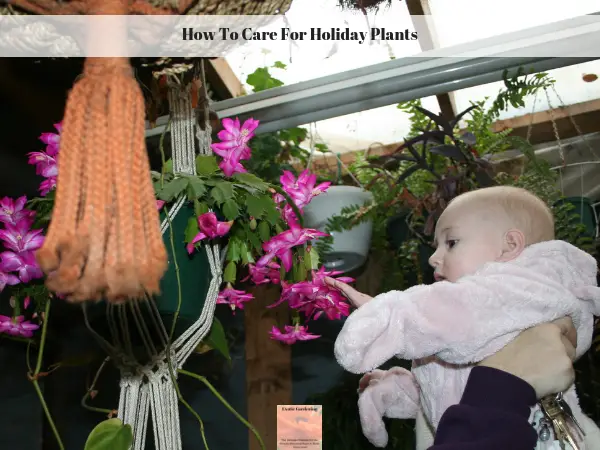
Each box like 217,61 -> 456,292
206,58 -> 245,99
405,0 -> 456,120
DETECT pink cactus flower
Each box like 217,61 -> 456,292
38,178 -> 57,197
256,221 -> 328,272
278,170 -> 330,210
311,266 -> 355,286
210,117 -> 259,177
269,324 -> 320,345
38,122 -> 62,155
186,212 -> 233,254
275,170 -> 330,222
267,268 -> 354,321
0,315 -> 39,338
218,155 -> 248,178
243,261 -> 281,285
217,287 -> 254,314
0,251 -> 43,283
27,150 -> 58,178
156,200 -> 165,210
0,271 -> 20,292
0,197 -> 35,226
0,220 -> 44,253
28,121 -> 61,197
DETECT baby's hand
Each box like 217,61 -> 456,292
324,277 -> 373,308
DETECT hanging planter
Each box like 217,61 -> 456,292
303,186 -> 374,273
156,204 -> 213,329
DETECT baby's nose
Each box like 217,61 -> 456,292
428,252 -> 439,268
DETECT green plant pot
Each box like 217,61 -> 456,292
555,197 -> 598,238
156,204 -> 213,331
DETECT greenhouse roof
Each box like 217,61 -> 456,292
222,0 -> 600,155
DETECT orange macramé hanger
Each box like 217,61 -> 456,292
11,0 -> 179,302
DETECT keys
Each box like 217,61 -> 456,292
556,392 -> 585,437
540,393 -> 580,450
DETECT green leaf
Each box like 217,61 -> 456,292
264,202 -> 280,225
294,258 -> 307,282
194,200 -> 209,216
222,200 -> 240,220
187,177 -> 206,199
272,61 -> 287,69
305,248 -> 320,271
184,216 -> 199,244
226,239 -> 241,263
245,194 -> 278,220
245,226 -> 262,252
196,155 -> 220,176
224,261 -> 237,283
315,143 -> 329,153
157,177 -> 188,202
84,418 -> 133,450
240,241 -> 255,264
258,221 -> 271,242
233,172 -> 270,192
279,127 -> 308,144
246,67 -> 284,92
203,317 -> 231,361
211,182 -> 235,204
163,159 -> 173,173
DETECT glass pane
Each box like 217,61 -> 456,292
225,0 -> 422,86
452,61 -> 600,120
304,96 -> 440,156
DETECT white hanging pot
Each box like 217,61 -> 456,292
303,186 -> 374,273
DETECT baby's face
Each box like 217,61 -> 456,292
428,203 -> 505,282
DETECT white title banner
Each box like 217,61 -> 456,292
0,14 -> 599,57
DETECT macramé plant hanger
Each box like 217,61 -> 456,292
81,61 -> 224,450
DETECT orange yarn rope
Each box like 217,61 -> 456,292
35,0 -> 168,302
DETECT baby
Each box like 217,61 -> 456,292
331,186 -> 600,450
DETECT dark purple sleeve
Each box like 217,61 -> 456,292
429,366 -> 538,450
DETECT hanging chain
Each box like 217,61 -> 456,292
543,87 -> 565,166
550,84 -> 600,162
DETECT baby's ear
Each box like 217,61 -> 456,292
499,229 -> 525,261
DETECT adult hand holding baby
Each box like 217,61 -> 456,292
324,277 -> 372,307
478,316 -> 577,398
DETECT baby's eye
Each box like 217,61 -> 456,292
446,239 -> 458,249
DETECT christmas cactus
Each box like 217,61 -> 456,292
154,117 -> 353,344
0,117 -> 354,347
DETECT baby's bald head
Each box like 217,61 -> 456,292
444,186 -> 555,245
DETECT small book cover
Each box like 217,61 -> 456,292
276,404 -> 322,449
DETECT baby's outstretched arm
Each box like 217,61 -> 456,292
333,274 -> 581,374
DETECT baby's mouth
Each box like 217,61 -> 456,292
434,273 -> 445,282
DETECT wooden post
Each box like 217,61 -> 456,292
244,284 -> 292,450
